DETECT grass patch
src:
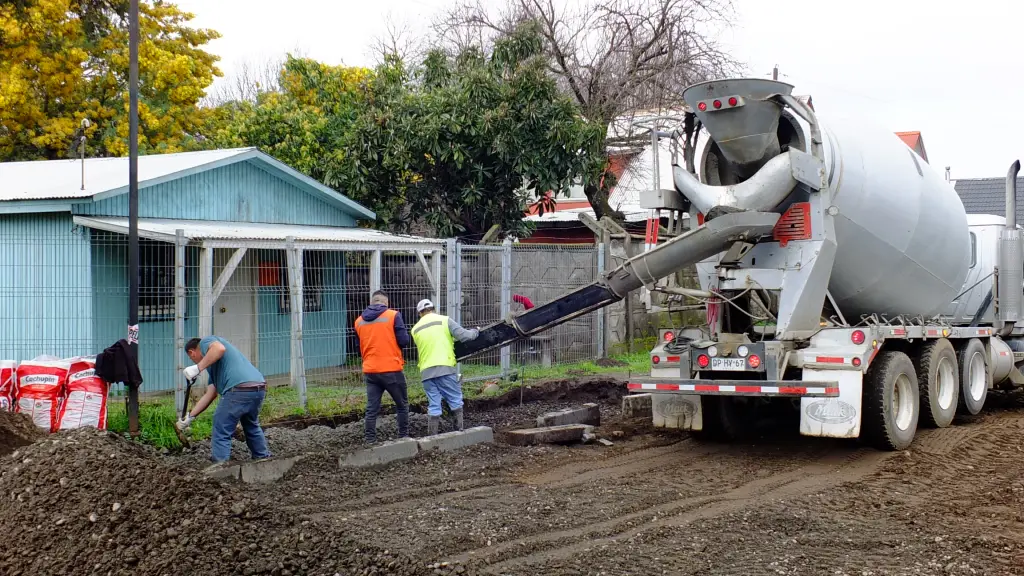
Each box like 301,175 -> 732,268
107,350 -> 648,449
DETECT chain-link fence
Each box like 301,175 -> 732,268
1,222 -> 689,428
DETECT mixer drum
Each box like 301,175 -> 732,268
820,114 -> 971,319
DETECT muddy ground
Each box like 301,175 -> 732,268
249,378 -> 1024,576
3,378 -> 1024,575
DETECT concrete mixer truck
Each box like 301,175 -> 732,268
455,77 -> 1024,451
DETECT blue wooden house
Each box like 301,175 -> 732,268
0,148 -> 445,395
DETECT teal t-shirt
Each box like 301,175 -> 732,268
199,336 -> 265,395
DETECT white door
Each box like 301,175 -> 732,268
212,249 -> 258,363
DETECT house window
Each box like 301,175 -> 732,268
138,240 -> 175,322
278,251 -> 326,314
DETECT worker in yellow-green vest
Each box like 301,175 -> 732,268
411,299 -> 480,435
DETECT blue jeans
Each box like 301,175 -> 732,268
211,386 -> 271,463
422,373 -> 463,417
365,371 -> 409,443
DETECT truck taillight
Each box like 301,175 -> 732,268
747,355 -> 761,369
664,331 -> 674,342
698,102 -> 707,111
697,354 -> 710,368
713,99 -> 722,109
652,356 -> 660,364
851,330 -> 866,345
728,96 -> 738,106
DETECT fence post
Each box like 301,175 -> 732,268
198,246 -> 214,338
500,237 -> 512,377
596,241 -> 606,359
446,239 -> 462,376
174,229 -> 186,415
286,236 -> 307,411
431,248 -> 442,304
369,249 -> 382,297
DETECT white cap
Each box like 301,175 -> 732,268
416,299 -> 435,312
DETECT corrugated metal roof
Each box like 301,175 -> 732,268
72,216 -> 445,249
955,177 -> 1024,223
0,148 -> 253,201
523,205 -> 654,223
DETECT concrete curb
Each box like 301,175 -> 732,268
503,424 -> 595,446
418,426 -> 494,453
339,437 -> 420,468
338,427 -> 496,469
536,403 -> 601,427
240,456 -> 304,484
622,393 -> 654,419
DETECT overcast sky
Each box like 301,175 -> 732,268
173,0 -> 1022,179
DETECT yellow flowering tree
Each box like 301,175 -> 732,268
0,0 -> 221,160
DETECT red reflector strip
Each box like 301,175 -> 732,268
927,329 -> 939,336
666,356 -> 681,362
626,383 -> 838,397
890,328 -> 906,336
814,356 -> 846,364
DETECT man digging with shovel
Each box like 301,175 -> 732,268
175,336 -> 271,463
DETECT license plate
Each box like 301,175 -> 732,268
710,357 -> 746,371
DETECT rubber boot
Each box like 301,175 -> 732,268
428,415 -> 440,436
453,408 -> 464,431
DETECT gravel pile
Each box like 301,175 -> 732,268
0,428 -> 472,576
0,411 -> 45,457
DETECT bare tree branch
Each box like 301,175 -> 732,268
370,13 -> 429,65
202,56 -> 285,106
432,0 -> 739,220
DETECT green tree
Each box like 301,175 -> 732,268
209,56 -> 372,181
0,0 -> 222,160
336,22 -> 603,239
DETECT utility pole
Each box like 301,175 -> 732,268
127,0 -> 141,437
773,65 -> 779,81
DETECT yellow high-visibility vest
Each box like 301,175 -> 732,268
412,313 -> 456,372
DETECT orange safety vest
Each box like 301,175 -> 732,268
354,309 -> 405,373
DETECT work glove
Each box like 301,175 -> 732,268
183,365 -> 200,381
175,414 -> 194,431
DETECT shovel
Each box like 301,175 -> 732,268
174,376 -> 196,448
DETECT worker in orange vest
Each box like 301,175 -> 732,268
354,290 -> 411,443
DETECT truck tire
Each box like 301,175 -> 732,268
862,350 -> 919,451
914,339 -> 959,428
956,338 -> 988,416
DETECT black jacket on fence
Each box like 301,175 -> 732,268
95,339 -> 143,387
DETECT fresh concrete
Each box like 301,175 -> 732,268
417,426 -> 494,453
622,393 -> 654,419
240,456 -> 303,484
503,424 -> 594,446
536,403 -> 601,427
339,437 -> 420,468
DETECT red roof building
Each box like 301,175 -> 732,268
895,131 -> 928,163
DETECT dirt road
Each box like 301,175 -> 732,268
252,379 -> 1024,575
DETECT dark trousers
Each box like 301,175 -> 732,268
364,371 -> 409,442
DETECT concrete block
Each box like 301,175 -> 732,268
536,403 -> 601,427
240,456 -> 302,484
339,437 -> 420,468
622,393 -> 653,419
503,424 -> 593,446
417,426 -> 494,453
203,464 -> 241,481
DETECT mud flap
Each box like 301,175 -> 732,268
652,393 -> 703,430
799,369 -> 862,438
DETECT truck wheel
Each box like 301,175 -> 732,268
956,338 -> 988,415
862,351 -> 919,451
915,339 -> 959,428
